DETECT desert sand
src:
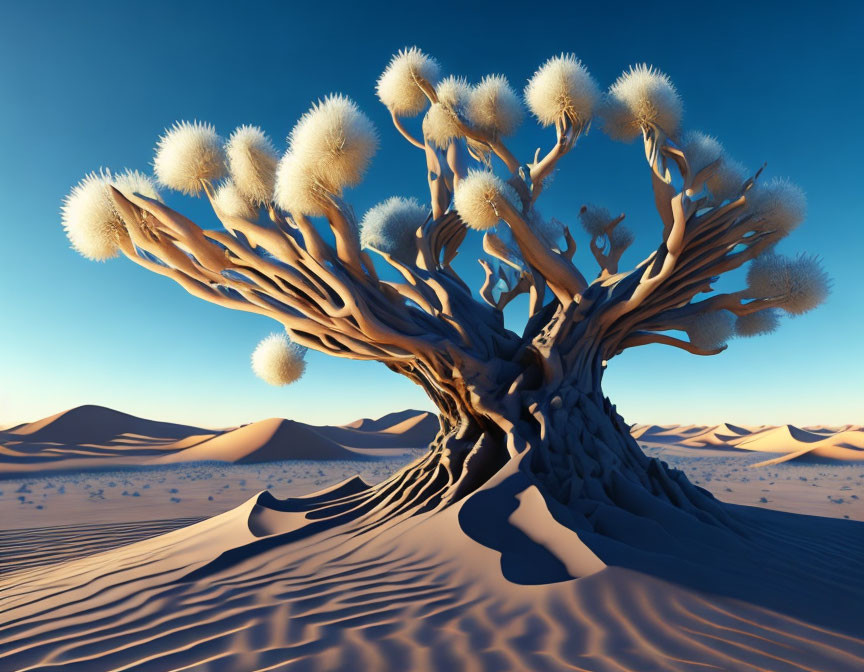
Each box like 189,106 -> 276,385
1,408 -> 863,671
0,405 -> 433,478
633,421 -> 864,463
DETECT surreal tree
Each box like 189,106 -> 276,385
62,49 -> 829,531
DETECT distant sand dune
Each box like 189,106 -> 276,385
748,429 -> 864,467
152,418 -> 360,464
0,406 -> 438,478
316,410 -> 438,449
342,408 -> 425,432
7,404 -> 206,443
3,406 -> 861,479
635,421 -> 864,465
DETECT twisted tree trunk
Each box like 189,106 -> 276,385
293,335 -> 733,542
74,54 -> 815,553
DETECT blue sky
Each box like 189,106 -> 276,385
0,0 -> 861,428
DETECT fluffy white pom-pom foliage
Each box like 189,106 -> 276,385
251,333 -> 306,386
214,179 -> 257,220
288,94 -> 378,193
62,172 -> 123,261
423,76 -> 471,148
685,310 -> 735,350
524,54 -> 599,127
154,121 -> 226,195
467,75 -> 523,137
681,131 -> 724,175
705,158 -> 747,203
62,169 -> 161,261
376,47 -> 440,117
360,197 -> 428,263
746,178 -> 806,236
603,65 -> 682,139
735,309 -> 781,337
747,253 -> 830,315
226,125 -> 278,205
274,153 -> 327,217
111,169 -> 162,202
453,170 -> 519,230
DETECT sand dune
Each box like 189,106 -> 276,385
2,409 -> 864,669
4,405 -> 860,478
736,424 -> 829,451
0,517 -> 203,575
0,406 -> 437,477
152,418 -> 360,464
630,423 -> 709,441
636,421 -> 864,465
317,410 -> 438,448
749,429 -> 864,467
2,473 -> 863,671
342,408 -> 426,432
6,404 -> 206,444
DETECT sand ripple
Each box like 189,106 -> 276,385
1,499 -> 862,672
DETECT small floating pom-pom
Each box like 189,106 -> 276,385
524,54 -> 599,127
453,170 -> 519,230
360,196 -> 428,263
154,121 -> 226,196
467,75 -> 523,137
376,47 -> 440,117
251,333 -> 306,386
226,125 -> 278,206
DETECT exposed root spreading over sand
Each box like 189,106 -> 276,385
1,466 -> 863,671
2,408 -> 863,670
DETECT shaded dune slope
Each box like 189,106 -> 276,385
5,405 -> 207,444
152,418 -> 361,464
315,411 -> 438,448
0,517 -> 204,577
1,465 -> 863,671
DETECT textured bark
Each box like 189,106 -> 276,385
95,65 -> 809,538
296,341 -> 733,537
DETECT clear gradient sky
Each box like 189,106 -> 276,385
0,0 -> 862,429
